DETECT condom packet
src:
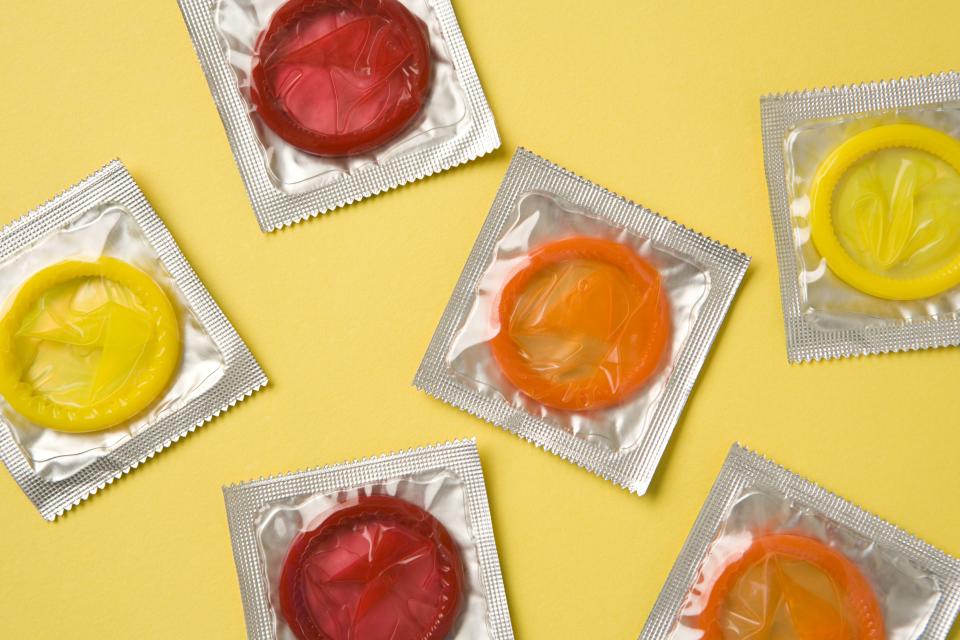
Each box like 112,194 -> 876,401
761,71 -> 960,362
414,149 -> 750,494
640,444 -> 960,639
223,438 -> 514,640
178,0 -> 499,232
0,161 -> 266,520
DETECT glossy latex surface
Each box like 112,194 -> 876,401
279,495 -> 464,640
834,148 -> 960,279
810,124 -> 960,299
252,0 -> 432,157
490,236 -> 670,412
0,258 -> 180,432
695,534 -> 884,640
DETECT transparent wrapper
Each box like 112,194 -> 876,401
178,0 -> 500,231
415,149 -> 750,494
762,71 -> 960,361
0,161 -> 267,520
640,445 -> 960,639
223,439 -> 514,640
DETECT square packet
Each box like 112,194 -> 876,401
414,149 -> 750,494
640,444 -> 960,639
223,438 -> 514,640
178,0 -> 500,231
0,160 -> 267,520
762,71 -> 960,361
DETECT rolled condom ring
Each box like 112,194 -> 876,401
810,123 -> 960,300
279,494 -> 464,640
693,533 -> 885,640
490,236 -> 671,412
0,258 -> 180,432
251,0 -> 432,157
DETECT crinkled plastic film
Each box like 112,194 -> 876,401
178,0 -> 500,231
639,445 -> 960,640
414,149 -> 749,494
445,192 -> 709,453
0,161 -> 267,520
761,71 -> 960,361
223,439 -> 514,640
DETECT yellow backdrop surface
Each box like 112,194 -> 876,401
1,1 -> 959,638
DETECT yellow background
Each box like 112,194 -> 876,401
1,1 -> 959,637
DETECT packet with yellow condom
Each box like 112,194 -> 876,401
639,445 -> 960,640
0,161 -> 266,520
762,71 -> 960,361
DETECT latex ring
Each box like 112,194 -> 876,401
252,0 -> 432,157
694,533 -> 884,640
810,123 -> 960,299
279,495 -> 464,640
0,258 -> 180,433
490,236 -> 671,412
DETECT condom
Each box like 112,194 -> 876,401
279,494 -> 464,640
0,258 -> 180,432
251,0 -> 432,157
810,124 -> 960,300
694,534 -> 885,640
490,236 -> 671,412
639,445 -> 960,640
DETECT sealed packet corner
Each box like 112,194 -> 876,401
177,0 -> 500,232
640,444 -> 960,640
414,148 -> 750,495
761,70 -> 960,362
223,438 -> 514,640
0,160 -> 267,520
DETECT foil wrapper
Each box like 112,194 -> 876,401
178,0 -> 500,231
223,438 -> 514,640
762,71 -> 960,361
640,444 -> 960,639
0,160 -> 266,520
415,148 -> 749,494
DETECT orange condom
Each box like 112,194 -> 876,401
693,534 -> 885,640
490,236 -> 670,412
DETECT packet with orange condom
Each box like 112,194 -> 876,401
415,149 -> 749,494
640,445 -> 960,640
0,161 -> 266,520
762,71 -> 960,362
223,439 -> 514,640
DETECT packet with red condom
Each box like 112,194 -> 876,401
178,0 -> 499,231
223,439 -> 514,640
639,445 -> 960,640
415,149 -> 749,494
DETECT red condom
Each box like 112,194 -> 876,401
279,495 -> 464,640
252,0 -> 432,157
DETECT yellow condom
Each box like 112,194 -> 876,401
0,258 -> 180,432
810,124 -> 960,300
